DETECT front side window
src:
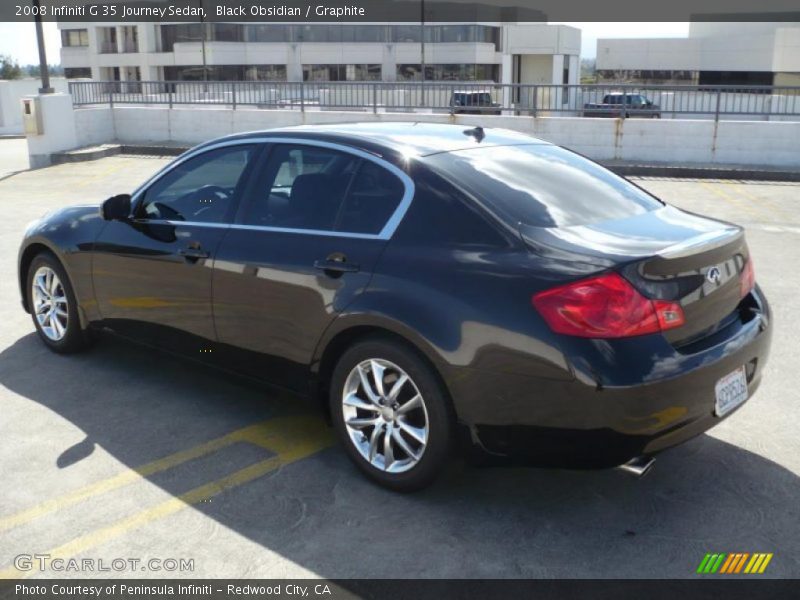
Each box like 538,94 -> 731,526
243,145 -> 405,235
139,145 -> 256,223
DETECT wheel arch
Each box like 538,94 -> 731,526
18,241 -> 62,314
311,320 -> 456,423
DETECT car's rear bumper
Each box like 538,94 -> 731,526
446,287 -> 772,468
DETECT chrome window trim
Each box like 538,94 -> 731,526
146,219 -> 383,240
130,136 -> 415,241
131,218 -> 230,231
230,223 -> 384,240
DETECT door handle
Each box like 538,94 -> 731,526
179,246 -> 210,260
314,257 -> 360,275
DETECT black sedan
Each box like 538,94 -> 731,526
18,123 -> 771,491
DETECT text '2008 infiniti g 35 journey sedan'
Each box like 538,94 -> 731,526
18,123 -> 771,491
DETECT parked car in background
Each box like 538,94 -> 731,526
583,92 -> 661,118
18,123 -> 769,492
450,91 -> 502,115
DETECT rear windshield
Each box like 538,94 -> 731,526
425,144 -> 663,228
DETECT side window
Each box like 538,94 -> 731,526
139,145 -> 255,223
243,144 -> 405,235
336,160 -> 405,234
244,145 -> 359,231
397,164 -> 508,246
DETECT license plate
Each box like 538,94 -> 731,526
714,366 -> 749,417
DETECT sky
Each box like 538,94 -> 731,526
0,21 -> 690,66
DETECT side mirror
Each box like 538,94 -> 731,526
100,194 -> 131,221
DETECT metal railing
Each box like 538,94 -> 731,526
98,41 -> 118,54
68,81 -> 800,121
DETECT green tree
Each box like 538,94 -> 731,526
1,54 -> 23,80
25,64 -> 64,77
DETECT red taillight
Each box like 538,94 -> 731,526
740,258 -> 755,298
532,272 -> 685,338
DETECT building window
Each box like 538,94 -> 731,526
210,24 -> 244,43
121,26 -> 138,53
244,65 -> 288,81
431,26 -> 500,48
698,71 -> 774,88
159,24 -> 245,51
157,24 -> 500,51
391,25 -> 500,49
164,65 -> 287,81
396,64 -> 421,81
97,27 -> 118,54
303,64 -> 381,82
293,25 -> 335,43
290,25 -> 388,43
397,64 -> 499,82
61,29 -> 89,47
246,25 -> 288,43
64,67 -> 92,79
596,69 -> 696,84
159,24 -> 204,52
342,26 -> 386,43
392,26 -> 422,43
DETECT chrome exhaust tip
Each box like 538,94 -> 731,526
616,456 -> 655,478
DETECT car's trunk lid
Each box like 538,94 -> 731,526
520,206 -> 750,345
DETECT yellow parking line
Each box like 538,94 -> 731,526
0,416 -> 327,534
0,415 -> 333,580
699,181 -> 761,220
720,182 -> 794,225
73,163 -> 125,188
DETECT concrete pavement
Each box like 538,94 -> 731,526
0,142 -> 798,579
0,138 -> 29,180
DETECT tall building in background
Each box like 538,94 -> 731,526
58,22 -> 580,87
596,22 -> 800,85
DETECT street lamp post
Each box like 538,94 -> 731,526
199,0 -> 208,91
33,0 -> 54,93
420,0 -> 425,107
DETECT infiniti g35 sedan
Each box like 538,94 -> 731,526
18,123 -> 771,491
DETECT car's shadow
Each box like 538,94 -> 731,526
0,333 -> 798,579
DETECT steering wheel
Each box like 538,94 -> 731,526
152,202 -> 184,221
191,185 -> 231,218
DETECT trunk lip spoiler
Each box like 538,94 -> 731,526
517,206 -> 744,262
656,226 -> 743,260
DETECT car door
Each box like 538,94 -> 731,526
211,141 -> 412,391
92,143 -> 260,353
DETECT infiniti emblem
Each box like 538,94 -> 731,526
707,266 -> 722,285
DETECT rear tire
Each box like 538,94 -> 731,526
329,337 -> 453,492
26,252 -> 92,354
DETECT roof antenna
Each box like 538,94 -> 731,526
463,126 -> 485,142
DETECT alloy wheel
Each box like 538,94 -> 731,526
342,359 -> 429,474
32,266 -> 69,341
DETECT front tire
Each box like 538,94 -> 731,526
26,252 -> 92,354
330,338 -> 453,492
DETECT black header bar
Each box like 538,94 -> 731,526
2,1 -> 800,23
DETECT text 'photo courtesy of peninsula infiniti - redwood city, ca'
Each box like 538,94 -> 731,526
18,123 -> 771,491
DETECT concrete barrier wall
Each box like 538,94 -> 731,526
0,79 -> 69,135
70,104 -> 800,169
74,107 -> 116,147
